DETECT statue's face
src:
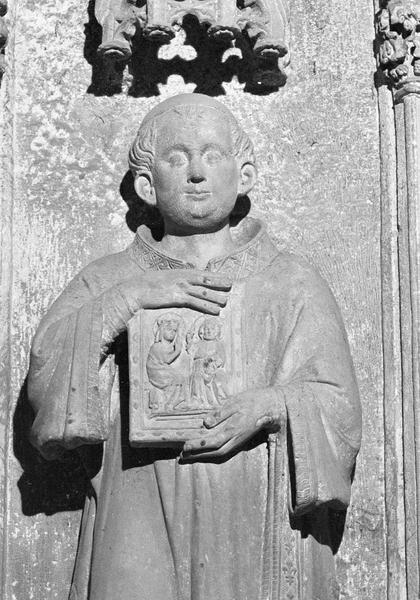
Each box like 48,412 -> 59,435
151,109 -> 240,232
160,318 -> 179,342
202,319 -> 220,340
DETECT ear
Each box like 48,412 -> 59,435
134,174 -> 157,207
237,163 -> 257,197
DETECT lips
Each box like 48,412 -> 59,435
184,190 -> 212,199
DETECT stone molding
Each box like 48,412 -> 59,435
377,2 -> 420,598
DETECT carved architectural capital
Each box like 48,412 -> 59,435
0,0 -> 7,84
377,0 -> 420,98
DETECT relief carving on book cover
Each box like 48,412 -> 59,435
129,288 -> 244,445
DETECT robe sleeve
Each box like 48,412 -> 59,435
28,268 -> 139,460
272,265 -> 362,516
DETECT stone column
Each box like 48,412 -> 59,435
377,1 -> 420,597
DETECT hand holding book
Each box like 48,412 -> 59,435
181,387 -> 287,461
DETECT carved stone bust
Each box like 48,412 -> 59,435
28,94 -> 361,600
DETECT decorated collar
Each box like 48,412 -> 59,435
128,217 -> 279,280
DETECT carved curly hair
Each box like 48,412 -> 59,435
128,104 -> 256,180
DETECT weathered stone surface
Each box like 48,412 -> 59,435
0,0 -> 382,597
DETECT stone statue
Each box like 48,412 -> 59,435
27,94 -> 362,600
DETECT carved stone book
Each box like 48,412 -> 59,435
128,290 -> 244,446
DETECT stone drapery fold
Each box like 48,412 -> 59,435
27,218 -> 361,599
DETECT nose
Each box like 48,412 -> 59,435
187,157 -> 206,184
189,173 -> 205,184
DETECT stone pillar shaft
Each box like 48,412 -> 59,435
377,2 -> 420,596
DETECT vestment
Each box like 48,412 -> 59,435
28,218 -> 361,600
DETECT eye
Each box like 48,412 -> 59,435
203,149 -> 224,164
167,152 -> 188,167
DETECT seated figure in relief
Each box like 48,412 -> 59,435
28,93 -> 361,600
146,313 -> 190,412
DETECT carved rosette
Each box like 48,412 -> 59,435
0,0 -> 7,84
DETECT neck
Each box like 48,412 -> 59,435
159,221 -> 235,269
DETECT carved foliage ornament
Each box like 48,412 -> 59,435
95,0 -> 289,87
377,0 -> 420,83
0,0 -> 7,83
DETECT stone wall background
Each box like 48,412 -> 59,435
0,0 -> 384,597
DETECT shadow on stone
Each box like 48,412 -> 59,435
287,421 -> 346,555
84,5 -> 286,96
120,170 -> 164,238
120,169 -> 251,237
13,379 -> 90,516
84,0 -> 126,96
